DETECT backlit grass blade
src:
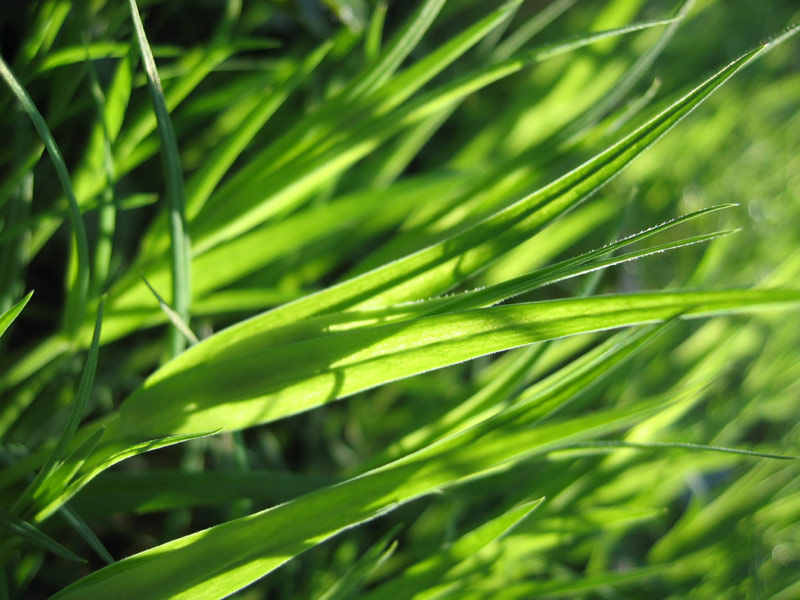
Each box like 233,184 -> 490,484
35,429 -> 218,522
114,288 -> 800,441
157,31 -> 796,380
0,55 -> 89,338
53,396 -> 666,600
363,1 -> 387,61
551,440 -> 796,461
36,43 -> 181,73
0,291 -> 32,339
128,0 -> 191,356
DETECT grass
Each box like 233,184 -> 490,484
0,1 -> 799,598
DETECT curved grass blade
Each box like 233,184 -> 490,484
192,17 -> 674,255
72,470 -> 334,516
35,428 -> 219,523
0,55 -> 89,338
128,0 -> 191,356
59,505 -> 114,565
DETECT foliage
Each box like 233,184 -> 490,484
0,1 -> 799,598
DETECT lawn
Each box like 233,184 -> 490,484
0,1 -> 799,598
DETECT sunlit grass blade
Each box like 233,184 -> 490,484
128,0 -> 191,356
113,288 -> 800,441
53,396 -> 664,600
363,1 -> 387,61
0,291 -> 33,339
35,429 -> 218,522
345,0 -> 446,100
550,440 -> 796,461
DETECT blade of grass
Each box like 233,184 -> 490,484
11,299 -> 104,517
0,291 -> 33,339
0,510 -> 84,563
128,0 -> 191,356
0,55 -> 89,338
114,288 -> 800,441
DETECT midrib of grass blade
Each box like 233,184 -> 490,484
115,289 -> 800,440
53,396 -> 665,600
0,55 -> 90,339
152,33 -> 783,382
128,0 -> 191,357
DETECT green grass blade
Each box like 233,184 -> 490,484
363,1 -> 387,61
0,509 -> 84,563
53,397 -> 665,600
59,505 -> 114,565
72,470 -> 334,516
0,291 -> 33,339
140,274 -> 199,345
116,288 -> 800,440
317,527 -> 398,600
128,0 -> 191,356
360,498 -> 543,600
346,0 -> 446,100
0,55 -> 89,338
11,300 -> 104,517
